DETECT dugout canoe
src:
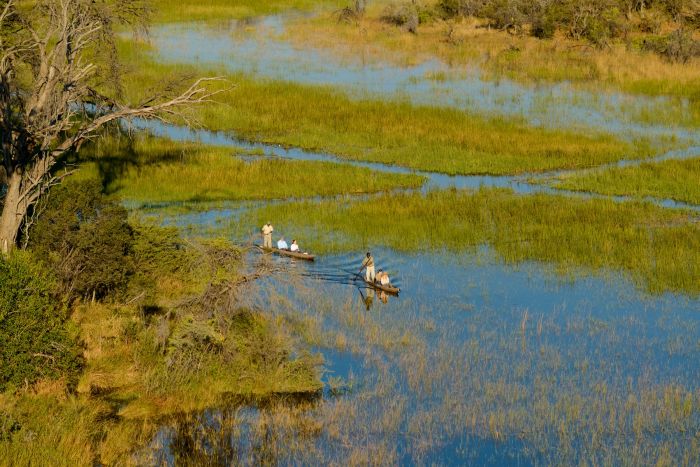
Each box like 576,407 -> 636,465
262,247 -> 316,261
364,279 -> 400,295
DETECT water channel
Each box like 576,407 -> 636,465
132,14 -> 700,465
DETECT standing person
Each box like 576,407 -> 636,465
261,222 -> 273,248
359,252 -> 375,282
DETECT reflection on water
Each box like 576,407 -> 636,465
143,248 -> 700,464
146,16 -> 699,141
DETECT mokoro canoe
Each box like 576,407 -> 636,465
364,279 -> 400,295
262,247 -> 316,261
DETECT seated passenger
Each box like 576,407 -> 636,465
290,239 -> 299,252
277,237 -> 289,250
376,269 -> 390,286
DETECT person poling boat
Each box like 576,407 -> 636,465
359,252 -> 375,282
261,222 -> 274,248
358,253 -> 400,294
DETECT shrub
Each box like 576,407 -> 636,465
641,29 -> 700,62
381,2 -> 421,33
28,179 -> 134,301
0,252 -> 83,391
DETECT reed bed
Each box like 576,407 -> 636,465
78,135 -> 424,203
233,188 -> 700,295
548,157 -> 700,206
150,0 -> 343,23
114,40 -> 654,176
144,267 -> 700,465
283,2 -> 700,101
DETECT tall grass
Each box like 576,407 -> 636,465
283,3 -> 700,100
79,135 -> 424,203
151,0 -> 343,23
234,188 -> 700,295
549,157 -> 700,205
114,39 -> 654,176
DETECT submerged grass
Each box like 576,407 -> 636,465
114,39 -> 655,176
78,135 -> 424,204
547,157 -> 700,206
234,188 -> 700,295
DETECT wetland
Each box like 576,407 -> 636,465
2,0 -> 700,465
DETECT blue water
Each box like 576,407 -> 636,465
132,14 -> 700,465
144,248 -> 700,464
146,16 -> 699,142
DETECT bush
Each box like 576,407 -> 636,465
0,252 -> 83,391
381,2 -> 421,33
641,29 -> 700,62
436,0 -> 487,18
29,179 -> 134,301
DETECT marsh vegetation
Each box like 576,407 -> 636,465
1,0 -> 699,465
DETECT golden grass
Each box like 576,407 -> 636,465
282,3 -> 700,100
113,39 -> 655,176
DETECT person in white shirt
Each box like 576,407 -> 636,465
261,222 -> 273,248
376,269 -> 390,286
277,237 -> 289,250
290,239 -> 299,252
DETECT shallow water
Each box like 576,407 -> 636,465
133,14 -> 700,464
134,119 -> 700,212
143,248 -> 700,464
146,16 -> 699,142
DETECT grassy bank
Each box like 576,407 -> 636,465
233,188 -> 700,295
547,157 -> 700,206
283,2 -> 700,101
79,135 -> 424,204
115,41 -> 655,176
0,180 -> 322,465
151,0 -> 342,23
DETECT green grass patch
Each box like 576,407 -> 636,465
113,39 -> 656,176
548,158 -> 700,206
151,0 -> 343,23
79,135 -> 424,204
233,188 -> 700,295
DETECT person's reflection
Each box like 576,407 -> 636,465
379,290 -> 388,304
363,288 -> 375,310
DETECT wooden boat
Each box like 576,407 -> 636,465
364,279 -> 400,295
262,247 -> 315,261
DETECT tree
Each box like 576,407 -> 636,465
0,0 -> 222,254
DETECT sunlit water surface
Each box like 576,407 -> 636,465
130,15 -> 700,465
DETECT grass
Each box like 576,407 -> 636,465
232,188 -> 700,295
78,135 -> 424,204
113,39 -> 656,176
282,2 -> 700,101
0,224 -> 323,465
150,0 -> 343,23
547,157 -> 700,206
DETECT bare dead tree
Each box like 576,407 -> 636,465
0,0 -> 225,254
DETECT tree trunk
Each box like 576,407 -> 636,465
0,171 -> 25,255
